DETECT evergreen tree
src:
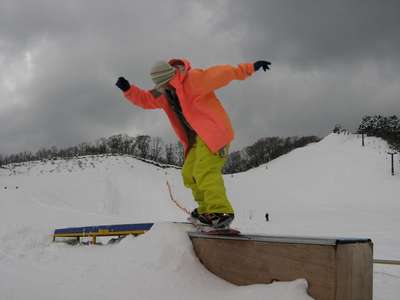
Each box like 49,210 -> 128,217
358,114 -> 400,151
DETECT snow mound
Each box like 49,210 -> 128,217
0,222 -> 313,300
1,133 -> 399,299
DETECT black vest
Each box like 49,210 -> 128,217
165,89 -> 197,148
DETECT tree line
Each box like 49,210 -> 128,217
223,136 -> 320,174
0,134 -> 184,168
357,115 -> 400,151
0,134 -> 320,174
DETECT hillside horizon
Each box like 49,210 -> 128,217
1,133 -> 399,299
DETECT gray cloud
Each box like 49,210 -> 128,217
1,0 -> 399,155
216,0 -> 400,67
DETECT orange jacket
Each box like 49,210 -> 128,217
123,58 -> 255,156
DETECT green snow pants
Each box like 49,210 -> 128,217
181,136 -> 234,214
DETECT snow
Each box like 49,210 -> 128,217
0,133 -> 399,299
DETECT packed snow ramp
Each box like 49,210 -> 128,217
189,233 -> 373,300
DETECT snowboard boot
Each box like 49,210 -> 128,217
188,208 -> 201,225
190,208 -> 200,220
198,213 -> 234,229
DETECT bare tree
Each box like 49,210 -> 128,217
134,135 -> 151,159
150,137 -> 164,161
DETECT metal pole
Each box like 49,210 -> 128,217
362,133 -> 365,147
374,259 -> 400,266
392,154 -> 395,176
388,152 -> 396,176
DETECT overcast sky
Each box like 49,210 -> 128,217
1,0 -> 399,155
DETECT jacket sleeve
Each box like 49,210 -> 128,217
188,63 -> 255,96
123,85 -> 165,109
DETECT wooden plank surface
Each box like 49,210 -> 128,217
191,238 -> 336,300
336,243 -> 373,300
190,234 -> 373,300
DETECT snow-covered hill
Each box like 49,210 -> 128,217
0,133 -> 399,299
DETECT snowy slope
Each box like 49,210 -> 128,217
0,133 -> 399,299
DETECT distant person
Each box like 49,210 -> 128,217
116,58 -> 271,229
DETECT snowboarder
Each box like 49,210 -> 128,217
116,58 -> 271,229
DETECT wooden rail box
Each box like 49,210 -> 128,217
189,233 -> 373,300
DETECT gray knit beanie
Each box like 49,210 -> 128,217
150,61 -> 176,88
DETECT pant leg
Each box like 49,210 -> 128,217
193,137 -> 234,214
181,141 -> 205,211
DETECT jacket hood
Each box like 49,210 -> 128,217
168,58 -> 191,82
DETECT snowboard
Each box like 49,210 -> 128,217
187,217 -> 241,236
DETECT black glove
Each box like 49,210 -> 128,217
115,77 -> 131,92
254,60 -> 271,72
